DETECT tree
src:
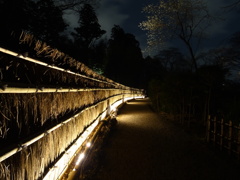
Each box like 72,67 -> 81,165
0,0 -> 68,50
54,0 -> 99,11
105,25 -> 144,88
154,47 -> 189,71
201,32 -> 240,78
30,0 -> 67,46
139,0 -> 211,71
0,0 -> 36,49
0,0 -> 33,33
224,0 -> 240,11
72,3 -> 106,64
90,38 -> 108,74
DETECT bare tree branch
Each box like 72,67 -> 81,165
223,0 -> 240,12
54,0 -> 99,11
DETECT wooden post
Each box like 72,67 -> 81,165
228,121 -> 233,155
220,119 -> 224,151
156,93 -> 159,113
213,116 -> 217,144
206,115 -> 211,142
237,124 -> 240,160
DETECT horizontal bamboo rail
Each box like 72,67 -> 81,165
206,115 -> 240,159
0,93 -> 137,163
0,39 -> 144,180
0,47 -> 140,91
0,47 -> 113,86
0,86 -> 123,93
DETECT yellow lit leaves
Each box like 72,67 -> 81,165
139,0 -> 210,52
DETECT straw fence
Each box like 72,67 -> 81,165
206,115 -> 240,160
0,32 -> 144,180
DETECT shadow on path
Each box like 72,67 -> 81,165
94,98 -> 240,180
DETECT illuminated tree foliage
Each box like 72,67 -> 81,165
139,0 -> 211,71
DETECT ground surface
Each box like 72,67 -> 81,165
92,98 -> 240,180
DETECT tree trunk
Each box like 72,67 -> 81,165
179,35 -> 198,72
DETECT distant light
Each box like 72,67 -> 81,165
73,168 -> 76,171
86,142 -> 91,147
75,153 -> 85,166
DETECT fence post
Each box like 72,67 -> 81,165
220,118 -> 224,151
238,124 -> 240,160
213,116 -> 217,144
206,115 -> 211,142
228,121 -> 233,155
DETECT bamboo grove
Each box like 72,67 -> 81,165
0,31 -> 144,179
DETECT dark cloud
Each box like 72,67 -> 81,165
97,0 -> 129,38
201,0 -> 240,49
64,0 -> 240,55
97,0 -> 154,54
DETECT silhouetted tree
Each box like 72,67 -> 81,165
105,25 -> 144,88
90,38 -> 108,74
224,0 -> 240,11
55,0 -> 98,11
72,3 -> 105,65
30,0 -> 67,46
154,47 -> 190,72
0,0 -> 35,49
0,0 -> 67,50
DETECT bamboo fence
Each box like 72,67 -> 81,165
0,32 -> 144,180
206,115 -> 240,160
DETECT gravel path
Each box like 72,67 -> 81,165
94,98 -> 240,180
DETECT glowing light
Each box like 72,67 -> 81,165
86,142 -> 91,147
42,96 -> 144,180
112,107 -> 117,112
75,153 -> 85,166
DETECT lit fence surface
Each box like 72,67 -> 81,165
0,42 -> 144,180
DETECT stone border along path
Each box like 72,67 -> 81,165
92,98 -> 240,180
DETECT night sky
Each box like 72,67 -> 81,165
64,0 -> 240,56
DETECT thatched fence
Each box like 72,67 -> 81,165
206,115 -> 240,160
0,32 -> 144,180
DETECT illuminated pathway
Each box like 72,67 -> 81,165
93,98 -> 240,180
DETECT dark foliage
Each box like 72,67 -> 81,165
145,46 -> 240,126
104,25 -> 145,88
72,3 -> 106,65
0,0 -> 67,50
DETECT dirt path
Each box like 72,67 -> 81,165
94,98 -> 240,180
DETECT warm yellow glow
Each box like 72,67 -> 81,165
42,120 -> 99,180
112,107 -> 117,113
86,142 -> 91,147
75,153 -> 85,166
42,96 -> 145,180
